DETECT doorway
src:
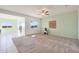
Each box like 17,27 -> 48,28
0,13 -> 25,52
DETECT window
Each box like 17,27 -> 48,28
1,22 -> 13,28
31,21 -> 38,28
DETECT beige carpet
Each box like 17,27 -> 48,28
13,34 -> 79,53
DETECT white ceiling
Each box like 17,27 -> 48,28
0,5 -> 78,18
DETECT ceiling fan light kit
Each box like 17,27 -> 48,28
38,8 -> 49,16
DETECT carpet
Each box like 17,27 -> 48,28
13,34 -> 79,53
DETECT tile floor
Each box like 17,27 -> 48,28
0,34 -> 18,53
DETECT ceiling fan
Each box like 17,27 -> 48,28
37,8 -> 49,16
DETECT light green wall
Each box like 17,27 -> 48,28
78,10 -> 79,39
41,11 -> 78,39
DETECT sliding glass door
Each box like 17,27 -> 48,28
0,13 -> 25,52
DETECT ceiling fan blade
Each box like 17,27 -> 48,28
45,11 -> 48,13
45,13 -> 49,15
44,11 -> 49,15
